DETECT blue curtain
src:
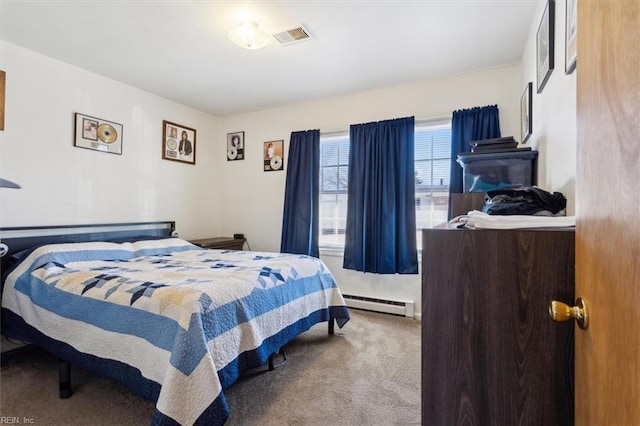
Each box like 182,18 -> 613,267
343,116 -> 417,274
280,130 -> 320,257
448,105 -> 501,217
449,105 -> 501,193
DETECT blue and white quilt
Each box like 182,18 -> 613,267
1,238 -> 349,425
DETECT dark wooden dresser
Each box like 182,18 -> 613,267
421,227 -> 574,426
189,237 -> 245,250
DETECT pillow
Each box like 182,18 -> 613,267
0,235 -> 175,289
102,234 -> 174,243
2,247 -> 37,289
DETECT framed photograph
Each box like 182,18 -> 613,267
263,140 -> 284,172
536,0 -> 555,93
227,131 -> 245,161
0,70 -> 5,131
565,0 -> 577,74
521,82 -> 533,144
162,120 -> 196,165
74,113 -> 123,155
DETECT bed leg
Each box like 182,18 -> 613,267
328,317 -> 335,335
268,349 -> 287,371
59,359 -> 72,399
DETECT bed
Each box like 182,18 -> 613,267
0,221 -> 350,425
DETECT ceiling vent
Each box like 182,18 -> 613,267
272,25 -> 313,46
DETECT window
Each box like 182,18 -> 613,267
319,122 -> 452,249
414,122 -> 452,247
319,133 -> 350,248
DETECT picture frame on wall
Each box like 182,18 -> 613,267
521,82 -> 533,144
73,113 -> 123,155
227,131 -> 245,161
263,140 -> 284,172
0,70 -> 5,131
162,120 -> 196,165
565,0 -> 577,74
536,0 -> 555,93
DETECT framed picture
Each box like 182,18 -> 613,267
73,113 -> 123,155
0,70 -> 5,131
536,0 -> 555,93
521,82 -> 533,144
263,140 -> 284,172
227,131 -> 245,161
162,120 -> 196,165
565,0 -> 577,74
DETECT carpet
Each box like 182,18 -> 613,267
0,309 -> 420,425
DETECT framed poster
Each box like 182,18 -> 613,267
263,140 -> 284,172
536,0 -> 555,93
521,82 -> 533,143
565,0 -> 577,74
162,120 -> 196,165
73,113 -> 123,155
0,70 -> 5,131
227,131 -> 245,161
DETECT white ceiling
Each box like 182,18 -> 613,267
0,0 -> 539,117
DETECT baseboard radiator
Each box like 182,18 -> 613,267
342,294 -> 415,318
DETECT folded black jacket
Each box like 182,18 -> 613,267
482,186 -> 567,215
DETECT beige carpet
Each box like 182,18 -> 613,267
0,310 -> 420,425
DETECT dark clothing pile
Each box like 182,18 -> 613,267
482,186 -> 567,216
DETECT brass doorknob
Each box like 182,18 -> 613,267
549,297 -> 589,329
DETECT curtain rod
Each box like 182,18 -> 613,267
320,114 -> 451,136
416,114 -> 451,125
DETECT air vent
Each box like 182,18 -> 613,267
272,25 -> 313,46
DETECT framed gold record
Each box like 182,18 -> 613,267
162,120 -> 196,165
227,131 -> 245,161
73,113 -> 123,155
263,140 -> 284,172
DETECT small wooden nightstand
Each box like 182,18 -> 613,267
189,237 -> 246,250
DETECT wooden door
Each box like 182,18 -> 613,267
575,2 -> 640,425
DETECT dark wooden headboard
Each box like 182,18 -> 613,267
0,221 -> 176,276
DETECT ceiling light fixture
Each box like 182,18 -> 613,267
0,177 -> 21,189
228,21 -> 270,50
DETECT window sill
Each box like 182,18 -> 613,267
319,247 -> 423,261
319,247 -> 344,257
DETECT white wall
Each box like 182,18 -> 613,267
219,64 -> 523,316
521,0 -> 577,214
0,41 -> 221,239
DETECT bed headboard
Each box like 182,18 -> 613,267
0,221 -> 176,275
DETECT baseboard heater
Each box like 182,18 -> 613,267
342,294 -> 415,318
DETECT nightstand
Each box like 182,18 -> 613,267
189,237 -> 246,250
